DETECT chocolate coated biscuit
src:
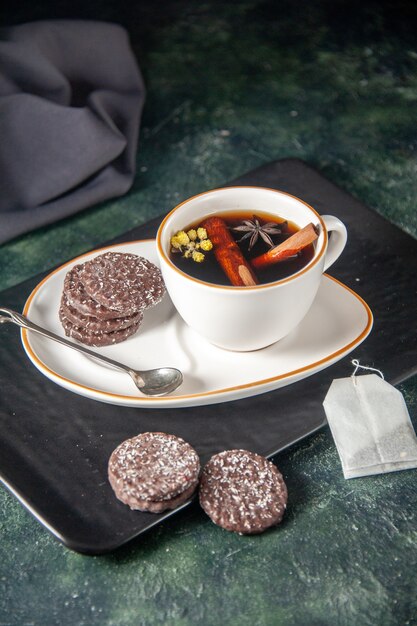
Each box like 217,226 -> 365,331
124,481 -> 199,513
199,449 -> 287,534
64,264 -> 123,320
59,308 -> 141,346
108,432 -> 200,510
60,292 -> 142,332
79,252 -> 165,315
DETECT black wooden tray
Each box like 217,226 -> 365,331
1,159 -> 416,554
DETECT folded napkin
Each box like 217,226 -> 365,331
0,20 -> 145,243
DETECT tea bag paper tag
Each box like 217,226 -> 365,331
323,362 -> 417,479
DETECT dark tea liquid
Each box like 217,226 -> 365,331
170,210 -> 316,285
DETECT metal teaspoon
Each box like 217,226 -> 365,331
0,308 -> 183,397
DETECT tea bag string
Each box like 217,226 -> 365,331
351,358 -> 385,382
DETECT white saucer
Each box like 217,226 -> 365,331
22,240 -> 373,408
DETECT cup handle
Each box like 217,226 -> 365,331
321,215 -> 347,272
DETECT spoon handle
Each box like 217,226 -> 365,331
0,308 -> 132,375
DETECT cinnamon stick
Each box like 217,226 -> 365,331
251,223 -> 319,271
202,216 -> 259,286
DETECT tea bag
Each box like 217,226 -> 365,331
323,361 -> 417,479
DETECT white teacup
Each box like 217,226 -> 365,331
156,186 -> 347,351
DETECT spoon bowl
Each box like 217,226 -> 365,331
130,367 -> 184,397
0,308 -> 183,397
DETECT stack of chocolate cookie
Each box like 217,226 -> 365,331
59,251 -> 165,346
108,432 -> 201,513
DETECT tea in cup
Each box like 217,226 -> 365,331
157,186 -> 347,351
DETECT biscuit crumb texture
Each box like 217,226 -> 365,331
199,449 -> 287,534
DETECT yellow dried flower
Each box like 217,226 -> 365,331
171,225 -> 213,263
197,227 -> 208,240
199,238 -> 213,251
174,230 -> 190,246
187,229 -> 197,241
192,250 -> 205,263
170,237 -> 181,250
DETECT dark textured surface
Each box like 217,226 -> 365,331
1,2 -> 417,624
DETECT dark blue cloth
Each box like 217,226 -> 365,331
0,20 -> 145,243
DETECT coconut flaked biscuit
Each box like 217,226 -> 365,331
108,432 -> 200,512
118,481 -> 199,513
78,252 -> 165,316
59,307 -> 142,347
60,252 -> 166,346
64,264 -> 123,320
199,449 -> 287,534
60,291 -> 142,333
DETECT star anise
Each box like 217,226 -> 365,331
231,215 -> 283,250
